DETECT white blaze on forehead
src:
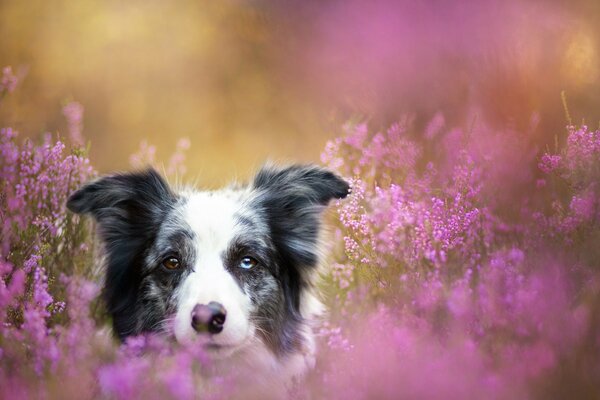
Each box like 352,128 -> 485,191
183,191 -> 240,250
173,190 -> 254,347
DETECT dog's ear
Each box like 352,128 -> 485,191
67,168 -> 176,235
67,168 -> 177,339
252,164 -> 349,206
251,164 -> 349,268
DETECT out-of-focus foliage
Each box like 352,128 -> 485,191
313,117 -> 600,399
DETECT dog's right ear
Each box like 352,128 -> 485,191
67,168 -> 177,243
68,168 -> 177,339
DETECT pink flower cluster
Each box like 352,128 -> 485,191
62,101 -> 85,146
130,137 -> 191,180
0,124 -> 95,387
314,117 -> 600,398
0,66 -> 18,95
535,125 -> 600,239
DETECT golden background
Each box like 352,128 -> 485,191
1,0 -> 599,186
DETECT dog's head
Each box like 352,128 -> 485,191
67,165 -> 348,357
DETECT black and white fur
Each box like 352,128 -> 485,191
67,164 -> 348,391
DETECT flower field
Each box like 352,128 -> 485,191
1,66 -> 600,399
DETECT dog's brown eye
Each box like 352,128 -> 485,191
162,257 -> 180,270
239,256 -> 258,270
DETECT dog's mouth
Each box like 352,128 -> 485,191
201,340 -> 245,359
193,334 -> 248,358
204,342 -> 230,351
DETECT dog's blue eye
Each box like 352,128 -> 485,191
239,256 -> 258,270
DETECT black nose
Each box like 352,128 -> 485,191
191,302 -> 226,334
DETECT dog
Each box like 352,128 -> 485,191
67,164 -> 348,394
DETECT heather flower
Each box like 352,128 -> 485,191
569,190 -> 595,221
314,119 -> 600,398
98,356 -> 151,399
318,322 -> 352,351
167,137 -> 191,177
130,137 -> 191,180
62,101 -> 84,146
538,153 -> 561,174
320,137 -> 344,170
343,122 -> 369,150
161,351 -> 198,400
424,111 -> 445,139
129,140 -> 157,168
0,66 -> 18,94
331,263 -> 354,289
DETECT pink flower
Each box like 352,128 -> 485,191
62,102 -> 84,146
0,66 -> 18,93
538,153 -> 561,174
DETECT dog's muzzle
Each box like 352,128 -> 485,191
191,302 -> 227,334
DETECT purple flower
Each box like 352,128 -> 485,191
538,153 -> 561,174
62,102 -> 84,146
0,66 -> 18,94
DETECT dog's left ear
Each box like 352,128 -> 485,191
252,164 -> 349,205
251,164 -> 349,267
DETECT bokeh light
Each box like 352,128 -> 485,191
1,0 -> 599,185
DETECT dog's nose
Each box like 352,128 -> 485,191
191,302 -> 226,334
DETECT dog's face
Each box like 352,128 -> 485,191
67,165 -> 348,357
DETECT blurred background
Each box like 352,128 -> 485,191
0,0 -> 599,186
